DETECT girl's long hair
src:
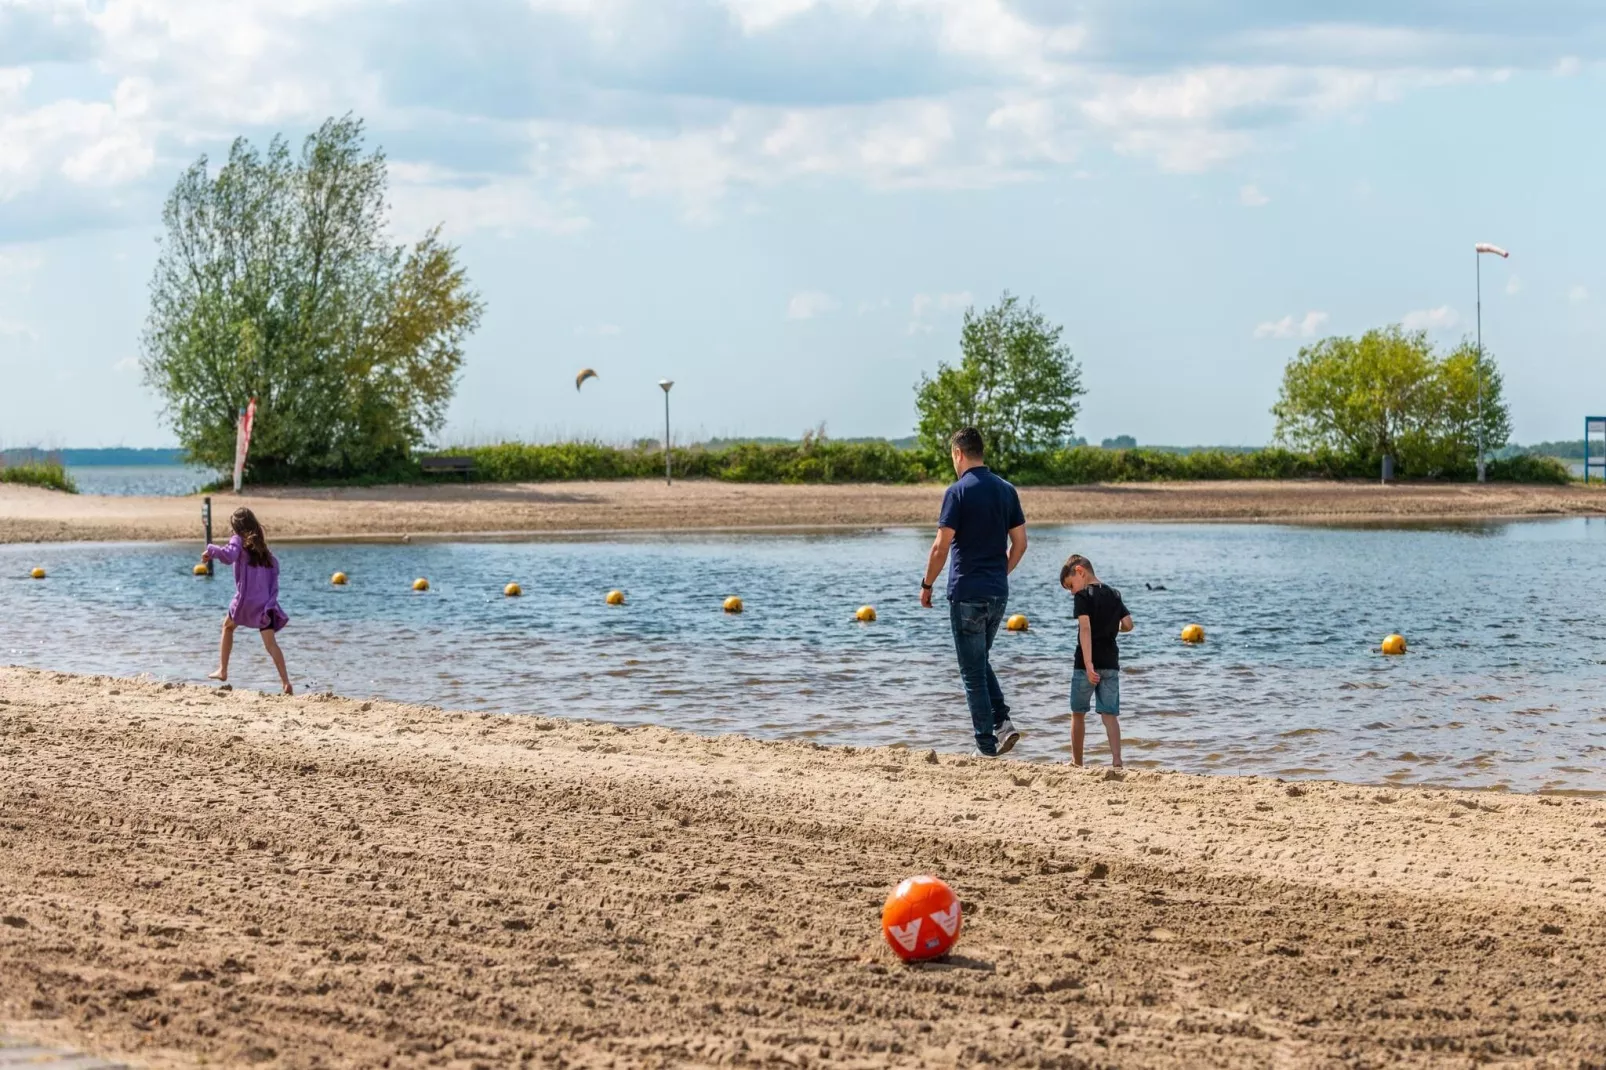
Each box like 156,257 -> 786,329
230,507 -> 275,569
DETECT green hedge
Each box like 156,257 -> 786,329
0,461 -> 77,493
412,442 -> 1572,486
453,441 -> 934,484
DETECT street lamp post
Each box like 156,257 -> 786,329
658,379 -> 674,486
1474,242 -> 1510,483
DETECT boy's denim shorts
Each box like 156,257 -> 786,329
1070,668 -> 1120,716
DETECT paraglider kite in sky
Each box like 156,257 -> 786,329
575,368 -> 598,391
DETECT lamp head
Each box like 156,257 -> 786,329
659,379 -> 674,393
1475,243 -> 1510,258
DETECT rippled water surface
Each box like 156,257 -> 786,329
66,465 -> 212,496
4,520 -> 1606,792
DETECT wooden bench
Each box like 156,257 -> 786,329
420,455 -> 475,481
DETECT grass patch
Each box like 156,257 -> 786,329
0,461 -> 78,493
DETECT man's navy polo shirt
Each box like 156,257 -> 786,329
937,466 -> 1025,601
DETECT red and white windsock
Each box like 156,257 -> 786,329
233,397 -> 257,494
1475,243 -> 1509,258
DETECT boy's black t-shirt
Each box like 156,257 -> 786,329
1072,583 -> 1129,670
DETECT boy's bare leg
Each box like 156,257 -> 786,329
260,630 -> 292,695
208,618 -> 235,681
1071,713 -> 1086,766
1102,713 -> 1123,768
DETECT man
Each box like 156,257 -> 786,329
919,427 -> 1028,756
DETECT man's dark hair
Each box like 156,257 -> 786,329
950,427 -> 985,460
1059,553 -> 1093,585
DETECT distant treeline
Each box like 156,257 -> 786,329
0,447 -> 188,467
426,441 -> 1570,486
1500,440 -> 1587,461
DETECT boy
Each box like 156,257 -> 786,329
1059,554 -> 1132,767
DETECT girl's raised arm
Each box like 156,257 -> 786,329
205,534 -> 242,564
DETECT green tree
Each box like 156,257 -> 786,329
1272,326 -> 1509,475
913,293 -> 1084,471
141,116 -> 484,480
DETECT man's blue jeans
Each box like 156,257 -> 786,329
949,596 -> 1011,754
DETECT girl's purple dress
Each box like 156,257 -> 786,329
206,535 -> 289,632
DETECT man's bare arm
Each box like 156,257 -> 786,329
1119,614 -> 1134,633
1005,523 -> 1027,574
923,527 -> 955,589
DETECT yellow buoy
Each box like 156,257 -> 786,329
605,589 -> 626,606
1005,614 -> 1029,632
331,571 -> 348,586
856,605 -> 877,622
29,567 -> 45,580
1181,623 -> 1205,644
1381,633 -> 1407,656
412,578 -> 430,592
723,596 -> 744,614
193,563 -> 208,576
504,582 -> 522,598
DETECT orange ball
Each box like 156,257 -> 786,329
881,875 -> 962,962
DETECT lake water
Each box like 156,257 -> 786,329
3,520 -> 1605,793
66,465 -> 213,497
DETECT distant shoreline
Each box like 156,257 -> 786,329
3,477 -> 1605,545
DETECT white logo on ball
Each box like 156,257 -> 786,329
887,919 -> 922,952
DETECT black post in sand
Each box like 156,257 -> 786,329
202,496 -> 214,576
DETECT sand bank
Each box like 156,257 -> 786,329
1,667 -> 1603,1067
2,479 -> 1605,545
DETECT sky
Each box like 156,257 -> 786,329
0,0 -> 1603,449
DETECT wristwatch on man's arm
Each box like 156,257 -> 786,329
920,581 -> 933,590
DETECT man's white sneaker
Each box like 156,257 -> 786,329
996,720 -> 1021,755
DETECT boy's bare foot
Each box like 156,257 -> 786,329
207,669 -> 227,682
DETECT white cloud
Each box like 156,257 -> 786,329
1505,274 -> 1522,295
0,67 -> 31,101
1554,56 -> 1583,76
1239,183 -> 1269,207
1401,305 -> 1460,330
1568,284 -> 1590,304
388,163 -> 589,238
786,290 -> 837,320
1253,310 -> 1328,339
907,290 -> 972,333
112,355 -> 139,372
0,77 -> 156,200
0,0 -> 1600,234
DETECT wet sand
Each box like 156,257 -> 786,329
2,479 -> 1604,544
2,667 -> 1603,1068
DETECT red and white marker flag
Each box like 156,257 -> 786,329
1475,243 -> 1509,258
233,397 -> 256,493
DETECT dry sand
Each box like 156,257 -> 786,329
2,479 -> 1605,545
2,667 -> 1604,1068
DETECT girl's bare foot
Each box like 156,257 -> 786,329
207,669 -> 227,682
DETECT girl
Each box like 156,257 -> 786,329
203,507 -> 293,694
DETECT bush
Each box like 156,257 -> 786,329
1482,454 -> 1573,484
0,462 -> 77,493
448,440 -> 934,485
1008,446 -> 1364,485
228,440 -> 1572,488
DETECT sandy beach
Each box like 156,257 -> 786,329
2,668 -> 1603,1068
2,479 -> 1605,544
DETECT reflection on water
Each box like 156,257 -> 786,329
3,519 -> 1605,793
